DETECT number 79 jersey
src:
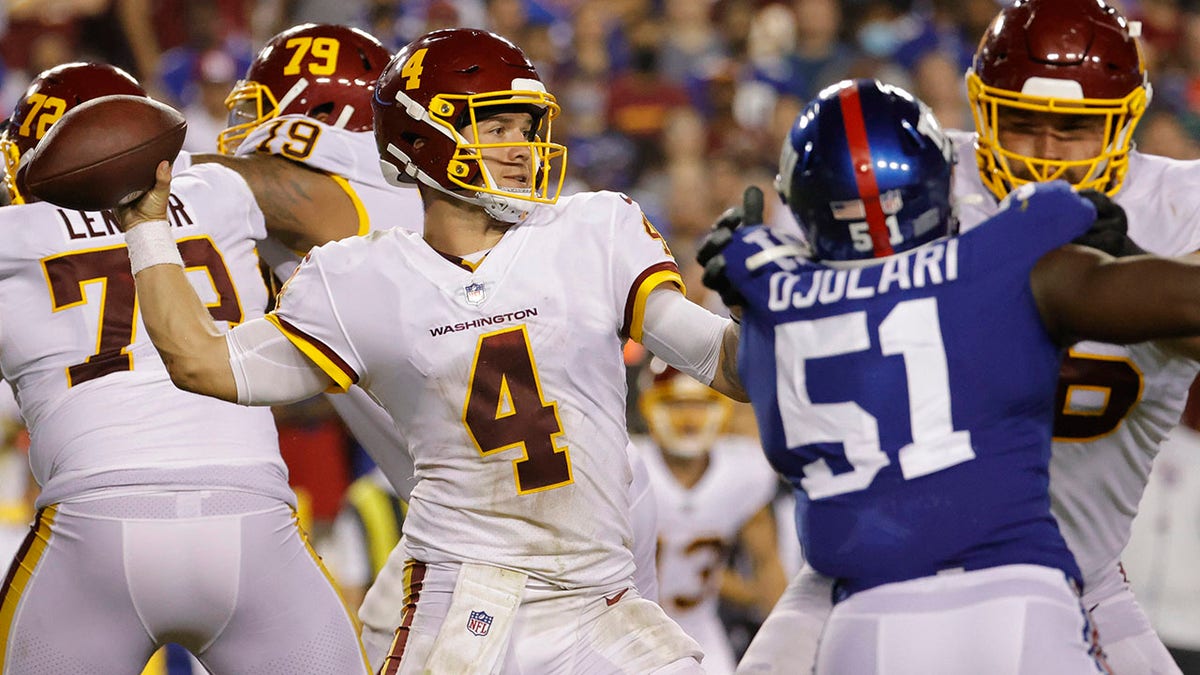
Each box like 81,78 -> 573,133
723,182 -> 1093,597
0,164 -> 283,506
236,114 -> 425,243
268,190 -> 681,589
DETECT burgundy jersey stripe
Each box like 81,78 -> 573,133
380,559 -> 426,674
620,261 -> 682,339
274,316 -> 360,385
838,86 -> 894,257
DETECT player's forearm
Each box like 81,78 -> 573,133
134,263 -> 239,401
114,162 -> 237,400
1035,246 -> 1200,344
191,152 -> 360,250
744,507 -> 788,612
718,569 -> 757,605
713,321 -> 747,401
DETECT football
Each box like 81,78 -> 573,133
20,95 -> 187,212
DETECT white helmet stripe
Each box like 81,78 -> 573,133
392,89 -> 459,142
333,105 -> 355,128
276,78 -> 310,113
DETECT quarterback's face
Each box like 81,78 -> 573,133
461,112 -> 535,190
996,109 -> 1106,184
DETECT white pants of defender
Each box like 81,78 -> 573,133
1084,561 -> 1181,675
0,492 -> 369,675
815,564 -> 1107,675
377,560 -> 703,674
740,562 -> 1177,675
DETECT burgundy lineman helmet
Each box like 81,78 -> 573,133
1,62 -> 145,205
372,28 -> 567,223
638,359 -> 732,459
966,0 -> 1150,199
218,23 -> 391,154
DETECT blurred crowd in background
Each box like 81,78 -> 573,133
3,0 -> 1200,667
8,0 -> 1200,248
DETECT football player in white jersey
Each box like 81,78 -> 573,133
956,2 -> 1198,672
196,26 -> 428,668
634,361 -> 785,675
193,22 -> 429,511
115,27 -> 748,674
0,64 -> 370,674
738,1 -> 1199,673
196,23 -> 666,670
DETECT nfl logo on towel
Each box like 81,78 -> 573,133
465,282 -> 486,306
467,610 -> 493,636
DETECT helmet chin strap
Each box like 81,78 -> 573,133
380,142 -> 541,223
415,175 -> 536,223
470,161 -> 536,223
473,187 -> 536,223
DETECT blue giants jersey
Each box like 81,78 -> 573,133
723,181 -> 1096,596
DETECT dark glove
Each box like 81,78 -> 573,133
1072,189 -> 1145,257
698,185 -> 764,308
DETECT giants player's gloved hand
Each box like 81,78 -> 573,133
698,185 -> 764,308
1073,189 -> 1146,258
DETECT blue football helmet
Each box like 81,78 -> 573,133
776,79 -> 956,261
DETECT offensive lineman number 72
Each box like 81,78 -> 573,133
42,237 -> 243,387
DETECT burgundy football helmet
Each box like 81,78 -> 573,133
966,0 -> 1150,198
638,359 -> 732,459
1,62 -> 145,205
372,28 -> 567,223
218,23 -> 391,154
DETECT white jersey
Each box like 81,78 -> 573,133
236,114 -> 425,278
269,190 -> 682,589
0,163 -> 290,507
634,434 -> 777,674
235,114 -> 425,501
950,129 -> 1200,597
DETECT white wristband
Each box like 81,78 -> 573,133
124,220 -> 184,275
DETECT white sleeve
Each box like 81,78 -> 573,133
225,318 -> 332,405
626,442 -> 660,603
639,288 -> 731,385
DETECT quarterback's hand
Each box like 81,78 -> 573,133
1072,189 -> 1145,258
698,185 -> 764,308
114,161 -> 173,232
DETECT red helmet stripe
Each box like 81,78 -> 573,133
838,85 -> 893,257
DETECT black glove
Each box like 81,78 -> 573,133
698,185 -> 764,308
1072,189 -> 1145,258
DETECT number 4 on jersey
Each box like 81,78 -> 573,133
464,326 -> 574,494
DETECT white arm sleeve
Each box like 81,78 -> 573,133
225,318 -> 333,405
639,288 -> 731,385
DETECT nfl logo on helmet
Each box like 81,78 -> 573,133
467,609 -> 493,636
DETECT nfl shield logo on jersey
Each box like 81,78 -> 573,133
467,609 -> 493,636
464,282 -> 486,306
